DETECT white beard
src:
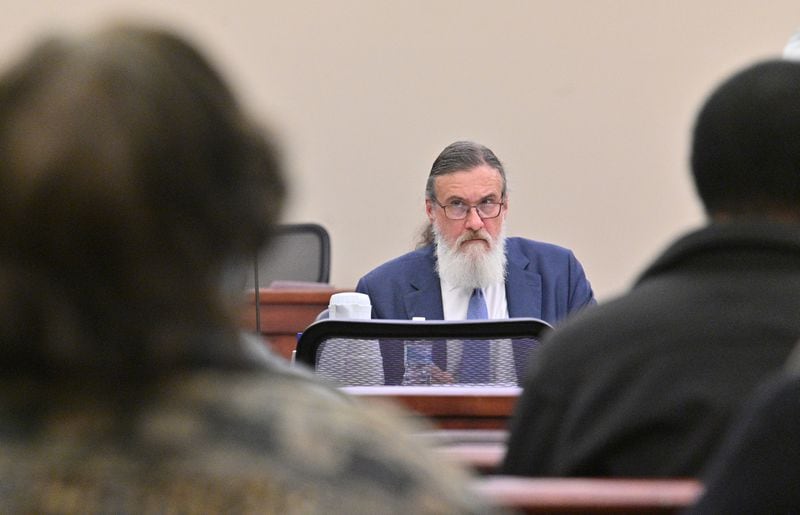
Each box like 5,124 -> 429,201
433,224 -> 507,290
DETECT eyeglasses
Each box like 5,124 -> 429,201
432,198 -> 505,220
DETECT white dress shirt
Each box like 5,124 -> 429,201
441,280 -> 508,321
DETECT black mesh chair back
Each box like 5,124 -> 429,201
295,318 -> 551,387
245,223 -> 331,287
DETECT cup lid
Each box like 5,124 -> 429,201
329,291 -> 371,307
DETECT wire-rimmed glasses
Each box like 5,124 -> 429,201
432,198 -> 505,220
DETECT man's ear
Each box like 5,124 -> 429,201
425,198 -> 435,222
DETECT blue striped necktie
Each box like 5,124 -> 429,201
459,288 -> 490,383
467,288 -> 488,320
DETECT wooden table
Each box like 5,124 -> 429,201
342,385 -> 521,430
241,287 -> 338,359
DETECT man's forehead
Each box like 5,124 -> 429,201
434,165 -> 504,199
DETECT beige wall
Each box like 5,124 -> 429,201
4,1 -> 799,300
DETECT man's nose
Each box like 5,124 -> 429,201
464,207 -> 485,231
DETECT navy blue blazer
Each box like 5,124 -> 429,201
355,237 -> 595,325
355,237 -> 595,384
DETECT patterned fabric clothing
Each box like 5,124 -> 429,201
0,355 -> 489,514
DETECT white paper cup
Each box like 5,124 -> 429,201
328,292 -> 372,320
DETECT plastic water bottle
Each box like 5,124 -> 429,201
402,343 -> 433,385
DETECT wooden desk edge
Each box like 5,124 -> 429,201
341,386 -> 521,396
342,386 -> 520,417
246,287 -> 340,305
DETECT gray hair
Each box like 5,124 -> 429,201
417,141 -> 507,247
425,141 -> 507,201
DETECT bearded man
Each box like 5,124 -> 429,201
356,140 -> 595,325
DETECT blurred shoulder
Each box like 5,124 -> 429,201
160,368 -> 488,514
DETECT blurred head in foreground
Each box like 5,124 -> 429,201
692,59 -> 800,223
0,24 -> 285,383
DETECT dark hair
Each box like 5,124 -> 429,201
417,141 -> 506,247
691,60 -> 800,218
0,25 -> 285,382
425,141 -> 506,200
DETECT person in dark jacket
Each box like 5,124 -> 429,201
502,59 -> 800,477
686,369 -> 800,514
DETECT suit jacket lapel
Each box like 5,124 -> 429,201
504,241 -> 543,381
505,242 -> 542,318
402,242 -> 543,319
404,245 -> 444,320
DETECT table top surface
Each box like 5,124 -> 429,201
341,385 -> 521,396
